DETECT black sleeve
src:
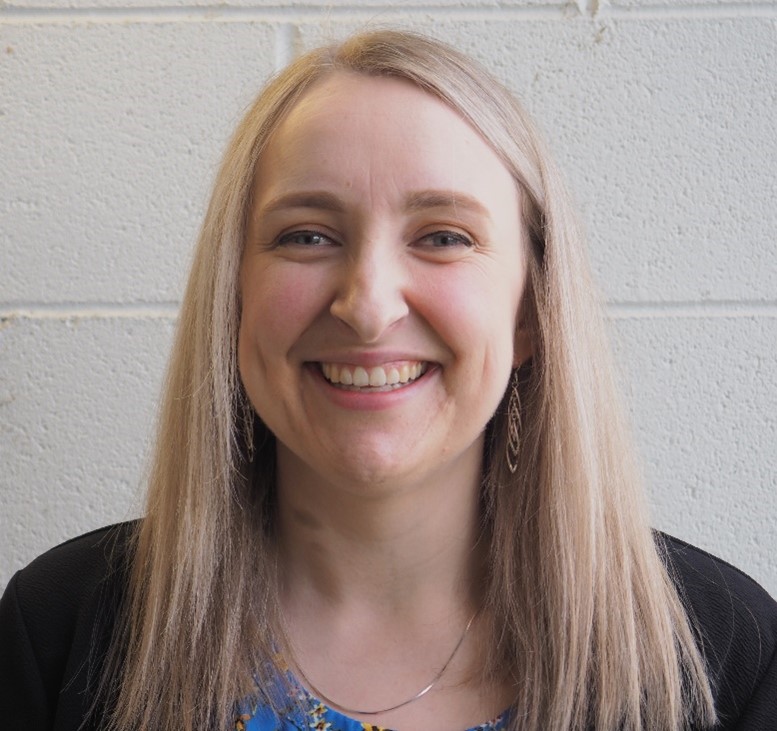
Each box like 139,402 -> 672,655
0,572 -> 53,728
660,533 -> 777,731
0,523 -> 134,731
729,641 -> 777,730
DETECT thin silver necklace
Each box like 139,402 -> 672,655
293,610 -> 479,717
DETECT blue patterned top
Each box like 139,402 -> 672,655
235,678 -> 509,731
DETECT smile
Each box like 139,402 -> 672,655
319,361 -> 429,390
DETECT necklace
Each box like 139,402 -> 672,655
293,610 -> 479,717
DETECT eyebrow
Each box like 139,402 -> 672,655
403,189 -> 490,218
256,188 -> 490,218
258,191 -> 347,215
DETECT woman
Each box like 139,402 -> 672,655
1,30 -> 775,731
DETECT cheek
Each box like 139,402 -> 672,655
419,266 -> 522,358
240,265 -> 325,350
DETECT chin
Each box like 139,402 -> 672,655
319,444 -> 425,491
332,458 -> 413,490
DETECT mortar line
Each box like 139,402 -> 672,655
0,3 -> 576,25
273,21 -> 296,72
575,0 -> 601,18
0,0 -> 777,25
600,2 -> 777,19
4,2 -> 773,25
2,300 -> 776,321
608,301 -> 777,319
0,303 -> 179,319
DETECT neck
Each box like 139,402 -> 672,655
271,443 -> 511,730
275,442 -> 487,616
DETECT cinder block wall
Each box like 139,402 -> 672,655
1,1 -> 775,596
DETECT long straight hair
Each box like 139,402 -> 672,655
101,29 -> 716,731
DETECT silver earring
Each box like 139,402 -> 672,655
506,369 -> 521,474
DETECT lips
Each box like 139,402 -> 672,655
319,361 -> 428,390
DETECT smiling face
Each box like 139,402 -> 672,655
238,72 -> 530,493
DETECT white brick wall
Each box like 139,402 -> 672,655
1,2 -> 775,596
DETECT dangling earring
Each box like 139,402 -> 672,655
505,369 -> 521,474
240,388 -> 256,464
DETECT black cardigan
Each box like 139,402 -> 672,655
1,522 -> 776,730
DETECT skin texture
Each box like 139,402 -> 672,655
238,72 -> 530,729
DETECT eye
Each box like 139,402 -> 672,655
417,230 -> 475,249
276,229 -> 338,247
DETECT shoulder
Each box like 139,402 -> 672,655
9,521 -> 136,600
0,522 -> 138,730
657,533 -> 777,728
4,521 -> 138,649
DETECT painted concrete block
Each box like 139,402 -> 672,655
1,22 -> 276,304
611,314 -> 777,597
0,316 -> 175,591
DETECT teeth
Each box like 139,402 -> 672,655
320,361 -> 428,389
369,367 -> 387,387
353,367 -> 369,387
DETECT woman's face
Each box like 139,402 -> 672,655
239,72 -> 530,492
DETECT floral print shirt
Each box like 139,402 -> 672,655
235,679 -> 509,731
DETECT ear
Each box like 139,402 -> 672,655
512,323 -> 533,368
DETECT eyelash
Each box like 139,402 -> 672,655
418,230 -> 474,248
274,228 -> 475,250
276,230 -> 338,247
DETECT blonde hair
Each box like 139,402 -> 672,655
102,29 -> 716,731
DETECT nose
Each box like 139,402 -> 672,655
329,240 -> 409,342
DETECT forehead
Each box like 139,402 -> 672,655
253,71 -> 518,212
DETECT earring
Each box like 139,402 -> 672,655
240,388 -> 256,464
505,369 -> 521,474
